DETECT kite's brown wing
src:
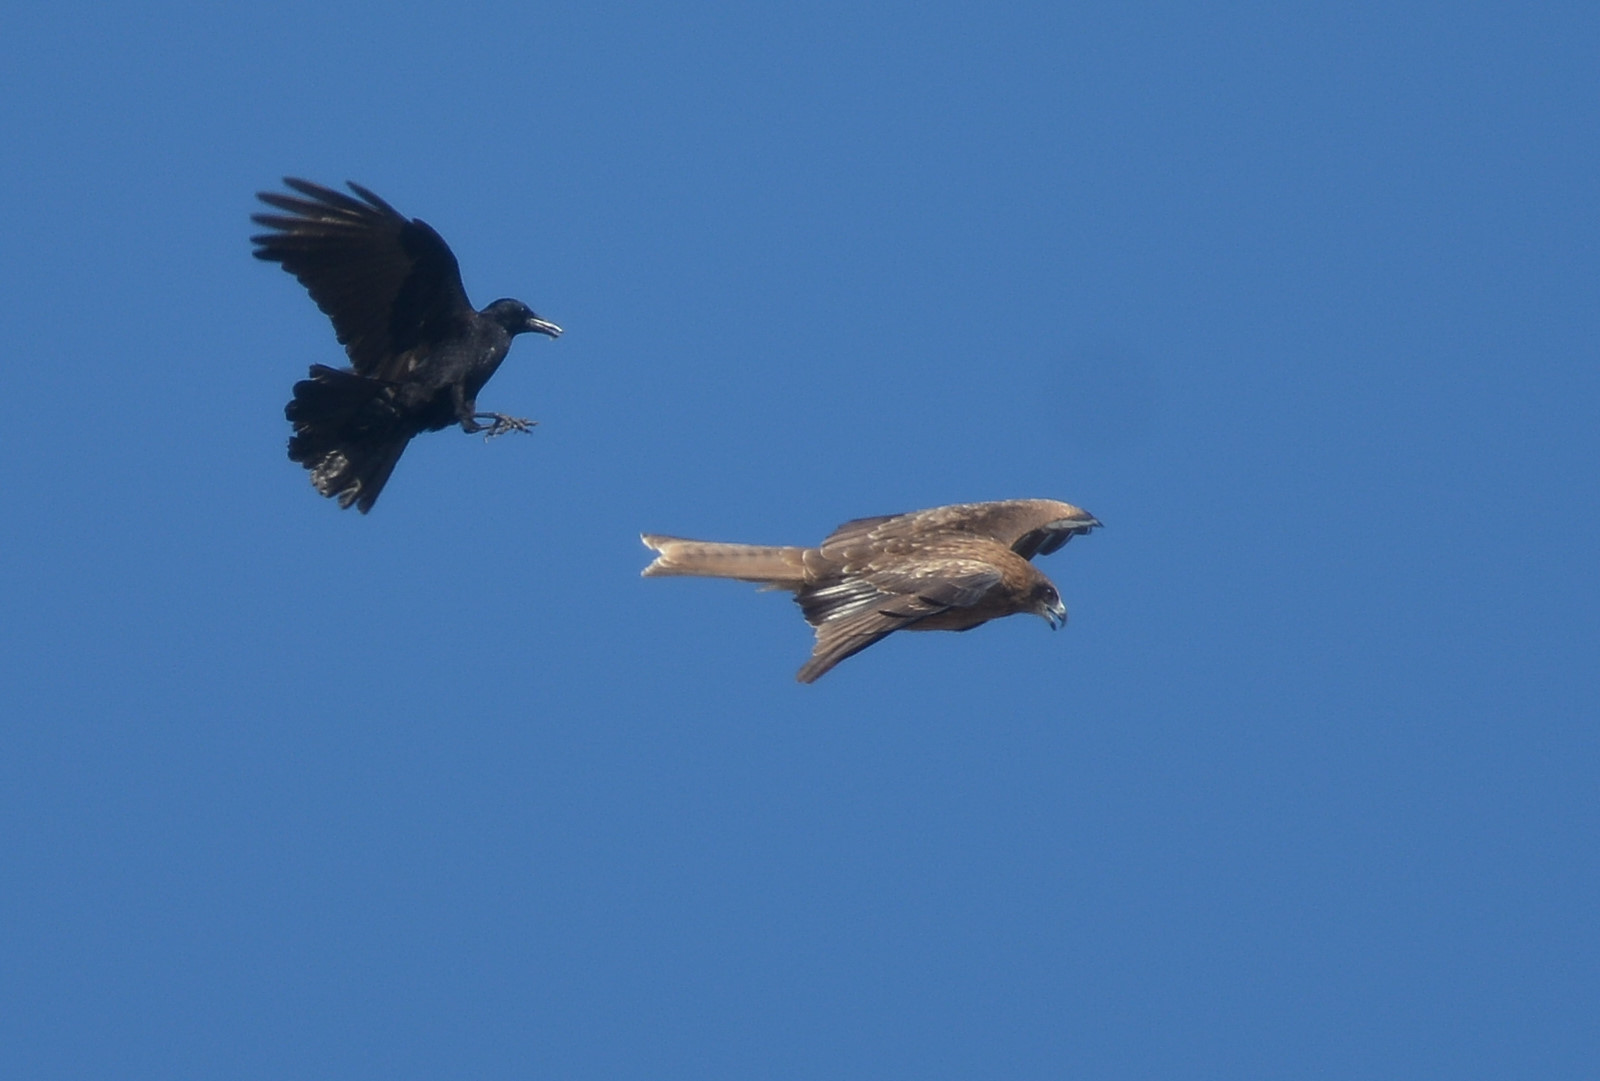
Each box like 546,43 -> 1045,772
795,603 -> 928,683
1004,501 -> 1102,559
795,555 -> 1007,682
252,179 -> 474,380
822,499 -> 1099,562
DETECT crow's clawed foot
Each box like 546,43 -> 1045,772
473,413 -> 538,440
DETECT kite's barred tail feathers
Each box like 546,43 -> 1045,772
639,535 -> 808,586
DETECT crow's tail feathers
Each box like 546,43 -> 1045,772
298,435 -> 409,513
285,365 -> 410,513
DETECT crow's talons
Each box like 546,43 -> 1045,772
474,413 -> 537,440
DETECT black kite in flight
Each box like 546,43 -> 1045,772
641,499 -> 1100,682
252,179 -> 562,512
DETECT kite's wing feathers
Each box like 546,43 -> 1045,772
797,557 -> 1000,626
818,513 -> 904,550
859,556 -> 1006,611
797,604 -> 927,684
793,557 -> 1003,681
252,178 -> 473,377
796,577 -> 893,627
821,499 -> 1098,562
1009,509 -> 1102,559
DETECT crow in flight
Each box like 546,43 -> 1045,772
252,179 -> 562,512
641,499 -> 1100,682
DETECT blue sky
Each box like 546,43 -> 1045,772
3,2 -> 1596,1077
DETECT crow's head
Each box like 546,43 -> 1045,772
486,298 -> 562,339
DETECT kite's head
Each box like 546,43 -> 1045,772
1031,580 -> 1068,630
487,298 -> 563,339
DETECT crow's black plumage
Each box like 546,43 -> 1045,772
252,178 -> 562,512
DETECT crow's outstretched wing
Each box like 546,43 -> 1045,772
252,179 -> 474,380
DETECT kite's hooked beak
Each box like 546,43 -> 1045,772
1042,598 -> 1067,630
526,314 -> 563,338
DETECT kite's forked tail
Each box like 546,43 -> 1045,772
640,534 -> 809,587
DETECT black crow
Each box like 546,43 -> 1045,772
252,178 -> 562,512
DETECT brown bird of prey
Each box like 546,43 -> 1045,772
641,499 -> 1100,682
252,179 -> 562,512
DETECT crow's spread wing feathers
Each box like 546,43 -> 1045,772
252,178 -> 474,379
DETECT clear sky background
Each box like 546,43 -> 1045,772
3,2 -> 1596,1078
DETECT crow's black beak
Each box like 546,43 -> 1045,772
527,315 -> 562,338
